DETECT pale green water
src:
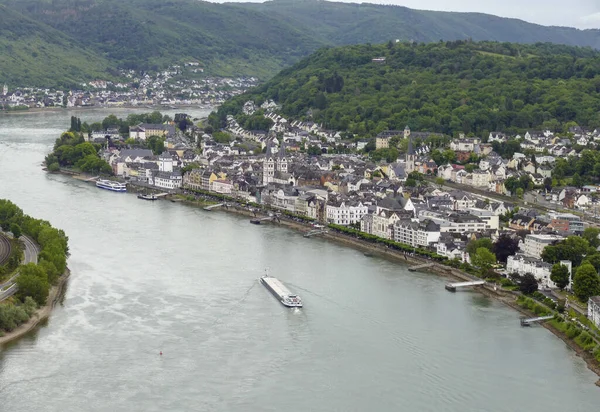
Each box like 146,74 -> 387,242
0,109 -> 600,411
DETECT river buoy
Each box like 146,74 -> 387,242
160,351 -> 162,356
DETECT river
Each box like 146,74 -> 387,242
0,109 -> 599,411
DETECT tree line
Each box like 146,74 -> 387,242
0,199 -> 69,334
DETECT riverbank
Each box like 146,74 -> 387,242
0,269 -> 70,347
49,172 -> 600,382
0,104 -> 214,116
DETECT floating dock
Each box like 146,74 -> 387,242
520,315 -> 554,327
303,229 -> 328,238
445,280 -> 486,292
408,263 -> 435,272
203,203 -> 224,211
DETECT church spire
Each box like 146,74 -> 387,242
407,134 -> 415,156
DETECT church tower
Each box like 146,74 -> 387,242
404,125 -> 411,139
2,84 -> 7,96
262,142 -> 275,185
406,135 -> 416,174
276,142 -> 288,174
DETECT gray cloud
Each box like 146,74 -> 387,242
215,0 -> 600,29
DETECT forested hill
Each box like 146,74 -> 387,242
3,0 -> 600,87
246,0 -> 600,49
210,41 -> 600,137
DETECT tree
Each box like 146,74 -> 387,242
582,227 -> 600,249
147,135 -> 165,155
16,263 -> 49,305
519,273 -> 539,294
307,145 -> 322,156
435,177 -> 445,188
541,236 -> 593,267
572,263 -> 600,302
492,234 -> 519,263
9,223 -> 22,238
583,254 -> 600,272
550,263 -> 570,290
516,188 -> 524,198
472,247 -> 496,272
467,238 -> 494,257
404,178 -> 417,187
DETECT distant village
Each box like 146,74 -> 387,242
87,98 -> 600,321
0,66 -> 258,109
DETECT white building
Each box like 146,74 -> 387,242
588,297 -> 600,328
151,171 -> 182,190
326,200 -> 368,226
393,219 -> 440,248
521,234 -> 564,259
469,208 -> 500,230
159,151 -> 174,172
506,254 -> 558,289
210,179 -> 233,194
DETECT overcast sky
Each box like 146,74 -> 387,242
217,1 -> 600,29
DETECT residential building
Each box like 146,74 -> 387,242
507,254 -> 558,289
588,297 -> 600,329
521,234 -> 564,259
393,219 -> 440,248
326,199 -> 368,226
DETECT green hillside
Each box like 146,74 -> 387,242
246,0 -> 600,49
210,41 -> 600,136
0,4 -> 112,88
3,0 -> 600,87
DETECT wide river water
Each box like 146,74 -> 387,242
1,109 -> 600,411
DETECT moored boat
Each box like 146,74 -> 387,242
96,179 -> 127,192
137,193 -> 158,201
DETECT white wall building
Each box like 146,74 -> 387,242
326,201 -> 368,226
393,219 -> 440,248
506,254 -> 558,289
521,234 -> 564,259
588,297 -> 600,329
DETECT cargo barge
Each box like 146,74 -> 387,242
260,274 -> 302,308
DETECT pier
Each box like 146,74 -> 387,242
520,315 -> 554,327
445,280 -> 485,292
303,229 -> 328,238
408,263 -> 435,272
250,216 -> 280,225
203,203 -> 224,211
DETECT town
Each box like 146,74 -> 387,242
0,66 -> 259,109
73,101 -> 600,331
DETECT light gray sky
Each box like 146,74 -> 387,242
216,0 -> 600,29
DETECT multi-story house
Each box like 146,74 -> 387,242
393,219 -> 440,248
588,297 -> 600,328
326,199 -> 368,226
520,234 -> 564,259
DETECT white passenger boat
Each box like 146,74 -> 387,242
96,179 -> 127,192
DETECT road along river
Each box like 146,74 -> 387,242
1,109 -> 600,411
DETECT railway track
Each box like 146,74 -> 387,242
0,233 -> 12,266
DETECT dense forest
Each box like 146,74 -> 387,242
210,41 -> 600,137
4,0 -> 600,86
